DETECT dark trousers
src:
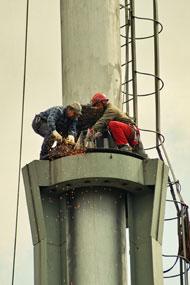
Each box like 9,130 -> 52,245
32,115 -> 54,159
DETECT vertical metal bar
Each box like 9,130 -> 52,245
154,3 -> 188,283
184,262 -> 189,284
161,144 -> 184,204
180,257 -> 184,285
153,0 -> 161,146
11,0 -> 30,284
124,0 -> 130,114
181,208 -> 189,285
130,0 -> 138,124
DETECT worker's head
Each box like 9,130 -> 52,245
91,93 -> 109,111
67,102 -> 82,118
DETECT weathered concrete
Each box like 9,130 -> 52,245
23,154 -> 129,285
22,154 -> 168,285
128,161 -> 168,285
23,0 -> 168,283
60,0 -> 121,106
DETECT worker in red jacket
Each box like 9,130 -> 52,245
87,92 -> 147,158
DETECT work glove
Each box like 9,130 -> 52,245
86,129 -> 102,141
94,132 -> 102,139
66,135 -> 75,145
86,128 -> 95,140
52,130 -> 63,142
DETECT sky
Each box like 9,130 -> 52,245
0,0 -> 190,284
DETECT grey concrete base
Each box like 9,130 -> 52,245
63,188 -> 127,284
31,187 -> 127,285
128,190 -> 166,285
22,153 -> 168,285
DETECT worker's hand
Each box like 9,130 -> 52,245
66,135 -> 75,145
94,132 -> 102,139
52,130 -> 63,142
86,128 -> 95,141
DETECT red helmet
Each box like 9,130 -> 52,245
91,93 -> 109,106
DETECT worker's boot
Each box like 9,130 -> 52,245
40,134 -> 54,160
133,140 -> 148,159
40,153 -> 49,160
118,144 -> 132,152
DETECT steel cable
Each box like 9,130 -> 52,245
11,0 -> 29,284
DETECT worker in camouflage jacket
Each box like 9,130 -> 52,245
32,102 -> 82,159
87,93 -> 147,158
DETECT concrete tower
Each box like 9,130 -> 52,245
22,1 -> 168,284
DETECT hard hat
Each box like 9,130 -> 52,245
91,93 -> 109,106
69,102 -> 82,115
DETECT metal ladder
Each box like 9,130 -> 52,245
120,0 -> 190,284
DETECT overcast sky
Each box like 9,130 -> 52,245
0,0 -> 189,284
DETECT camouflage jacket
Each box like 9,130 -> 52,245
39,106 -> 77,136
